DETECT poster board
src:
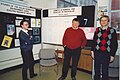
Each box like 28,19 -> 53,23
0,2 -> 41,50
42,16 -> 77,44
42,6 -> 95,47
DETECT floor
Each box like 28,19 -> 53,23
0,63 -> 92,80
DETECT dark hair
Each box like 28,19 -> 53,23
72,18 -> 79,22
100,15 -> 110,22
20,20 -> 29,26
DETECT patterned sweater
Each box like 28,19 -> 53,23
91,27 -> 118,56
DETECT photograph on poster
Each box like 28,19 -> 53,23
1,35 -> 13,48
16,27 -> 22,38
33,36 -> 40,43
15,39 -> 20,47
33,28 -> 40,35
7,24 -> 15,35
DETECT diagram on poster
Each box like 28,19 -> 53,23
36,19 -> 40,27
33,28 -> 40,35
33,36 -> 40,43
31,18 -> 40,27
31,18 -> 36,27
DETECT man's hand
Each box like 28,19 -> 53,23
91,51 -> 94,59
63,45 -> 66,48
110,56 -> 115,62
30,36 -> 32,39
81,46 -> 84,49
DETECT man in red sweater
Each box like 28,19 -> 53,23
58,18 -> 87,80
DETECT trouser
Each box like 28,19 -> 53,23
94,51 -> 110,80
62,47 -> 81,78
21,49 -> 35,80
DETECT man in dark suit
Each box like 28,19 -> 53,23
19,20 -> 37,80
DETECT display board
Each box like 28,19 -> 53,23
42,16 -> 77,44
0,3 -> 41,50
42,6 -> 95,47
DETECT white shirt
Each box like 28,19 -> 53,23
21,29 -> 29,35
101,26 -> 108,30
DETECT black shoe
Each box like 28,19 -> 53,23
58,76 -> 65,80
30,73 -> 37,78
72,77 -> 76,80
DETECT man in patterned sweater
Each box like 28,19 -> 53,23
91,15 -> 118,80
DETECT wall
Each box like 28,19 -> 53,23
0,44 -> 41,70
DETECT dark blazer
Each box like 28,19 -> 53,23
19,30 -> 33,50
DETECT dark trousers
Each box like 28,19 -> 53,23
62,47 -> 81,78
21,49 -> 35,80
94,51 -> 110,80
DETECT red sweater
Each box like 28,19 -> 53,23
62,27 -> 87,49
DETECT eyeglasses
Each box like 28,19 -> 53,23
24,24 -> 29,26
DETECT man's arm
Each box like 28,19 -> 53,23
62,29 -> 68,47
110,29 -> 118,62
81,30 -> 87,48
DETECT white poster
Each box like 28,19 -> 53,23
15,20 -> 22,26
15,39 -> 20,47
16,27 -> 22,38
49,7 -> 82,17
42,16 -> 77,44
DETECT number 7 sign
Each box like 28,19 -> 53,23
84,18 -> 88,25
